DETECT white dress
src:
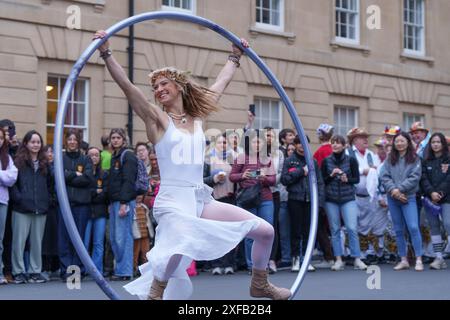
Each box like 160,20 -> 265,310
124,117 -> 259,300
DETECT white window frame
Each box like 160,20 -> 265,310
403,113 -> 425,131
403,0 -> 425,56
46,75 -> 89,143
334,105 -> 359,136
254,98 -> 283,130
335,0 -> 360,45
255,0 -> 284,32
162,0 -> 196,14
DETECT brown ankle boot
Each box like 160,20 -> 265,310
250,268 -> 291,300
147,278 -> 168,300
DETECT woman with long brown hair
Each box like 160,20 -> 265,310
10,130 -> 50,283
94,30 -> 290,300
0,127 -> 17,284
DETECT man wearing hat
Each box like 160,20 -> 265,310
369,138 -> 395,263
409,121 -> 431,158
346,128 -> 381,260
383,125 -> 401,145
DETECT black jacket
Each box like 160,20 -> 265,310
11,162 -> 52,215
420,155 -> 450,203
321,152 -> 360,204
63,151 -> 94,206
108,148 -> 137,203
90,167 -> 109,219
280,151 -> 325,206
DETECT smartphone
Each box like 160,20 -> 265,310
8,126 -> 15,139
250,169 -> 260,178
249,104 -> 256,116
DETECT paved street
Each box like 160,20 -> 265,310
1,263 -> 449,300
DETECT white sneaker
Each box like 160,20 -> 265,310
313,260 -> 334,269
307,264 -> 316,272
268,260 -> 277,274
211,267 -> 223,275
430,258 -> 447,270
331,260 -> 345,271
415,260 -> 424,272
291,257 -> 300,272
224,267 -> 234,275
354,258 -> 368,270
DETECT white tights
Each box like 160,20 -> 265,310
160,200 -> 274,280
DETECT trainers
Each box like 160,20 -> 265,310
268,260 -> 277,274
430,257 -> 447,270
393,261 -> 410,271
313,260 -> 334,269
28,273 -> 47,283
331,260 -> 345,271
211,267 -> 223,275
0,276 -> 7,285
224,267 -> 234,275
14,273 -> 28,284
415,260 -> 424,272
307,264 -> 316,272
354,258 -> 368,270
291,256 -> 300,272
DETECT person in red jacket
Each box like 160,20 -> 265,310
312,124 -> 335,269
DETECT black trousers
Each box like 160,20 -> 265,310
270,192 -> 280,261
287,199 -> 311,258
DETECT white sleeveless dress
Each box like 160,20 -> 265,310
124,117 -> 259,300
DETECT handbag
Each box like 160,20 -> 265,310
236,183 -> 262,209
422,196 -> 442,217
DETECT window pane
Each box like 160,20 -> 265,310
273,0 -> 280,11
262,9 -> 270,24
174,0 -> 180,8
340,12 -> 347,25
73,103 -> 85,126
342,0 -> 348,9
340,23 -> 347,37
263,0 -> 270,9
271,11 -> 279,26
65,103 -> 73,125
47,101 -> 57,123
349,25 -> 355,39
256,8 -> 261,22
47,77 -> 58,100
73,80 -> 85,102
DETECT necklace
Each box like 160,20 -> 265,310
167,111 -> 187,124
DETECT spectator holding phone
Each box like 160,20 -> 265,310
321,135 -> 367,271
281,135 -> 324,272
230,129 -> 276,272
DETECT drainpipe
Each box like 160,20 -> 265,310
127,0 -> 135,145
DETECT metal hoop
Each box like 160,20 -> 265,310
54,11 -> 319,300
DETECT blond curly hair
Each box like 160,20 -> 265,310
148,67 -> 219,118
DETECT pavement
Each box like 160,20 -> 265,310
1,263 -> 449,300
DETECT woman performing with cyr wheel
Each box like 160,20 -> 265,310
93,30 -> 290,300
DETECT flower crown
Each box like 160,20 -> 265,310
148,67 -> 190,86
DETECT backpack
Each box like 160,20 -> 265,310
120,149 -> 149,195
